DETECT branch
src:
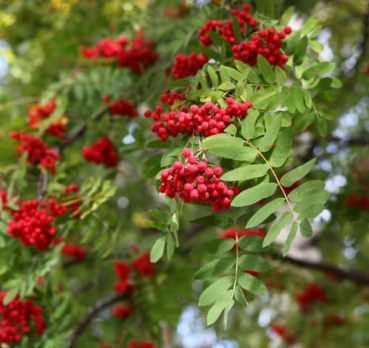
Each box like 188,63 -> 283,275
354,4 -> 369,73
327,135 -> 369,146
271,252 -> 369,285
37,170 -> 48,201
60,106 -> 109,149
68,291 -> 129,348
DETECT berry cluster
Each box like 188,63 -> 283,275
82,137 -> 119,168
133,253 -> 156,277
103,95 -> 138,118
199,4 -> 257,46
81,32 -> 158,73
7,199 -> 67,251
112,305 -> 134,320
0,190 -> 8,211
145,98 -> 252,141
295,283 -> 328,312
0,292 -> 45,345
27,99 -> 68,140
10,132 -> 60,174
62,243 -> 87,261
232,26 -> 292,68
171,53 -> 208,79
110,253 -> 155,333
114,252 -> 155,294
160,90 -> 185,106
270,325 -> 294,344
159,149 -> 239,211
128,340 -> 156,348
346,194 -> 369,210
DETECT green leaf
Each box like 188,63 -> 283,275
297,202 -> 325,220
149,209 -> 171,231
195,256 -> 235,280
150,237 -> 166,263
224,67 -> 243,81
269,129 -> 293,167
303,62 -> 335,79
219,82 -> 235,91
258,116 -> 282,152
251,86 -> 279,109
288,180 -> 325,201
199,276 -> 233,307
246,198 -> 285,228
234,285 -> 248,305
238,236 -> 264,252
281,6 -> 294,26
0,221 -> 7,234
166,233 -> 176,260
219,66 -> 231,82
194,259 -> 221,279
3,288 -> 18,305
257,55 -> 274,84
192,238 -> 235,256
241,109 -> 260,140
239,255 -> 270,272
231,183 -> 277,207
213,256 -> 236,274
292,86 -> 306,113
238,273 -> 268,296
202,134 -> 257,161
300,219 -> 313,238
263,212 -> 292,247
206,290 -> 234,325
207,65 -> 219,88
283,221 -> 298,255
275,66 -> 287,85
293,36 -> 308,65
300,17 -> 318,36
221,164 -> 268,182
280,158 -> 316,187
256,0 -> 275,18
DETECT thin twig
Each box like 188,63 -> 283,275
60,106 -> 109,149
354,4 -> 369,74
0,97 -> 38,111
68,291 -> 129,348
37,171 -> 48,201
271,252 -> 369,285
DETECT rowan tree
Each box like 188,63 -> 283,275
0,0 -> 368,347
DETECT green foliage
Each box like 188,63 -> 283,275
1,0 -> 368,347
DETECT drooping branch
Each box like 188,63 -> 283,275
353,4 -> 369,73
271,252 -> 369,285
60,106 -> 109,149
37,170 -> 48,201
68,291 -> 129,348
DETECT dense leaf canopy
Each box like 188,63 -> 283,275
0,0 -> 369,347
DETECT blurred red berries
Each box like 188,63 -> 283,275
83,137 -> 119,168
10,132 -> 60,173
296,283 -> 328,312
62,243 -> 87,262
27,99 -> 68,140
81,32 -> 158,74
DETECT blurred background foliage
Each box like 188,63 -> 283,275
0,0 -> 369,347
